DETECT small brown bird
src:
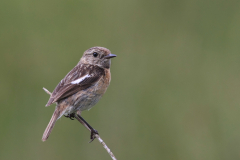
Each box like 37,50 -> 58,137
42,46 -> 116,142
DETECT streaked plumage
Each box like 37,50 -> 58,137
45,64 -> 105,107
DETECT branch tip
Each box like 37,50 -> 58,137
43,87 -> 52,95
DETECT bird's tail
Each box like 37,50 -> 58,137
42,108 -> 61,141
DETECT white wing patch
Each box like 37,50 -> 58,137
71,74 -> 91,84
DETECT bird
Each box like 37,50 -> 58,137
42,46 -> 116,142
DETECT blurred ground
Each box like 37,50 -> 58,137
1,0 -> 240,160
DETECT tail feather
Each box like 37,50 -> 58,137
42,108 -> 60,141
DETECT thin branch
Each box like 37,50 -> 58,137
74,114 -> 117,160
42,87 -> 117,160
95,134 -> 117,160
43,87 -> 52,95
74,112 -> 91,132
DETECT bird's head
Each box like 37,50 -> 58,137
80,46 -> 116,68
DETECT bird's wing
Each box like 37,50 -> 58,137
45,64 -> 105,106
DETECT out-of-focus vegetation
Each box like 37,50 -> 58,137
1,1 -> 240,160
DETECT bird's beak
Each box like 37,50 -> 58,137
104,54 -> 117,59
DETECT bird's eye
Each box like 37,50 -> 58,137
93,52 -> 98,57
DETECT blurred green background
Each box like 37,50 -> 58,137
1,0 -> 240,160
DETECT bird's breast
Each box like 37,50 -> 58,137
95,69 -> 111,94
69,69 -> 111,111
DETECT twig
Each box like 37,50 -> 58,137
43,87 -> 52,95
43,87 -> 117,160
74,114 -> 117,160
95,134 -> 117,160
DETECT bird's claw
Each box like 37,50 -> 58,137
64,113 -> 75,120
89,129 -> 99,143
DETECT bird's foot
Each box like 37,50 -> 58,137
64,113 -> 75,120
89,129 -> 99,143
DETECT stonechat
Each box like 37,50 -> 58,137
42,46 -> 116,142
